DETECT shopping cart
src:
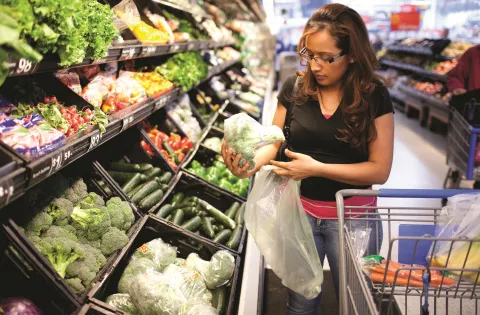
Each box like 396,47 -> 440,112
445,106 -> 480,190
336,189 -> 480,315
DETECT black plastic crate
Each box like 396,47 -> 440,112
88,215 -> 241,315
1,157 -> 144,309
149,171 -> 246,254
75,303 -> 117,315
183,145 -> 249,201
93,127 -> 175,213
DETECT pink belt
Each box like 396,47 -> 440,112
301,193 -> 377,219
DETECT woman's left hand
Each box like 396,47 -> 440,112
270,149 -> 321,181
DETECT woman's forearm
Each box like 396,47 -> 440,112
313,160 -> 390,186
252,143 -> 281,171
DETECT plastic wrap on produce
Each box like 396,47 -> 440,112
185,250 -> 235,289
80,72 -> 115,108
132,238 -> 177,270
106,293 -> 140,315
118,258 -> 160,293
162,264 -> 212,303
179,302 -> 218,315
224,113 -> 285,170
168,95 -> 202,143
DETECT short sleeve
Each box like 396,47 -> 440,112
277,74 -> 297,111
372,84 -> 395,118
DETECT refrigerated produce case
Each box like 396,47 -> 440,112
0,0 -> 274,314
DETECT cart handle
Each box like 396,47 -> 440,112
379,189 -> 480,199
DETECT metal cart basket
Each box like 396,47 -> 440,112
336,189 -> 480,315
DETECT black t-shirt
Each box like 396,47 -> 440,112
277,74 -> 394,201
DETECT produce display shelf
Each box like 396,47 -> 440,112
387,45 -> 434,56
0,59 -> 240,210
397,82 -> 449,110
152,0 -> 214,20
380,59 -> 447,82
6,40 -> 235,77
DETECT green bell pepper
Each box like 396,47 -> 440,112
206,166 -> 220,183
218,179 -> 233,191
226,171 -> 239,184
191,160 -> 202,170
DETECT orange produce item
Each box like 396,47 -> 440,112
370,272 -> 424,287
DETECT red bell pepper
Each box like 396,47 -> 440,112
176,151 -> 185,163
179,137 -> 193,151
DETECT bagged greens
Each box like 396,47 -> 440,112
132,238 -> 177,270
224,113 -> 285,170
179,302 -> 218,315
105,293 -> 139,315
185,250 -> 235,289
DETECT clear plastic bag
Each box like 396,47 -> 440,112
162,264 -> 212,303
132,238 -> 177,270
224,113 -> 285,170
118,257 -> 160,293
105,293 -> 140,315
428,193 -> 480,283
185,250 -> 235,289
350,226 -> 371,262
245,167 -> 323,299
178,302 -> 218,315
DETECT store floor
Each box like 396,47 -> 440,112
261,112 -> 474,314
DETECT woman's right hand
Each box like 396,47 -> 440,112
221,140 -> 253,179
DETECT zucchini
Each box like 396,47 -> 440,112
156,204 -> 174,218
172,209 -> 184,225
131,180 -> 159,204
182,206 -> 198,217
140,174 -> 147,182
211,286 -> 227,315
172,201 -> 197,211
108,171 -> 136,184
110,161 -> 141,172
226,225 -> 242,249
144,167 -> 162,180
165,214 -> 173,221
171,192 -> 185,206
235,204 -> 246,226
162,140 -> 180,164
212,225 -> 220,233
198,199 -> 236,230
158,172 -> 173,184
157,183 -> 169,191
202,217 -> 215,238
139,190 -> 164,210
213,229 -> 232,245
127,182 -> 147,198
181,216 -> 202,232
122,173 -> 143,194
138,163 -> 153,172
225,202 -> 241,219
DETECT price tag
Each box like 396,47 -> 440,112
200,42 -> 209,50
121,116 -> 134,132
140,46 -> 157,58
119,47 -> 136,60
0,178 -> 14,208
14,58 -> 38,75
92,57 -> 108,64
187,43 -> 196,51
154,97 -> 168,111
169,44 -> 181,53
88,132 -> 103,152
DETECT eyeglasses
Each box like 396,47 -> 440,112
300,47 -> 346,65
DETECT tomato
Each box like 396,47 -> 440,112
68,107 -> 77,114
83,116 -> 91,123
77,117 -> 84,124
66,128 -> 74,137
73,123 -> 79,131
84,108 -> 92,115
60,108 -> 67,115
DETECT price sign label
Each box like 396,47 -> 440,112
92,57 -> 108,64
140,46 -> 157,58
200,42 -> 209,50
88,132 -> 103,152
119,47 -> 136,60
14,58 -> 38,75
169,44 -> 181,53
121,116 -> 134,132
154,97 -> 168,111
0,179 -> 14,207
187,43 -> 196,51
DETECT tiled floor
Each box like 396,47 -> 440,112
262,112 -> 477,314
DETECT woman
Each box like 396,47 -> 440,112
222,4 -> 394,314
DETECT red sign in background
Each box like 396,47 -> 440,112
390,11 -> 420,31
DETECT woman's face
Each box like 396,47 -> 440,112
305,29 -> 350,87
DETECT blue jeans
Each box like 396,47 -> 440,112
286,214 -> 383,315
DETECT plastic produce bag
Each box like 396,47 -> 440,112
224,113 -> 285,170
178,302 -> 218,315
118,257 -> 160,293
428,193 -> 480,283
185,250 -> 235,289
162,264 -> 212,303
106,293 -> 140,314
245,167 -> 323,299
132,238 -> 177,270
168,95 -> 202,143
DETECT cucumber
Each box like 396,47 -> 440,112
225,202 -> 241,219
235,204 -> 245,226
156,204 -> 174,218
172,209 -> 184,225
226,225 -> 242,249
165,214 -> 173,221
158,172 -> 173,184
127,182 -> 147,198
157,183 -> 169,191
171,192 -> 185,206
172,202 -> 197,211
182,206 -> 198,217
139,190 -> 164,210
131,180 -> 159,204
110,162 -> 141,172
138,163 -> 153,172
162,140 -> 180,164
197,199 -> 236,230
213,229 -> 232,245
140,174 -> 147,182
144,167 -> 162,180
202,217 -> 215,238
96,180 -> 113,196
212,225 -> 220,233
122,173 -> 143,194
108,171 -> 136,184
212,286 -> 227,315
181,216 -> 202,232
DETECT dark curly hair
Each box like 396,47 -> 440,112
294,4 -> 382,153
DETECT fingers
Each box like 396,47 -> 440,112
224,148 -> 233,170
221,141 -> 227,161
270,160 -> 289,169
232,152 -> 242,169
240,160 -> 250,173
284,149 -> 298,159
273,168 -> 289,177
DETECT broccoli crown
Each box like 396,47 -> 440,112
100,227 -> 128,256
65,277 -> 86,294
55,218 -> 69,226
63,178 -> 88,205
43,226 -> 78,241
106,197 -> 135,231
66,263 -> 96,287
71,206 -> 111,241
33,237 -> 84,278
25,211 -> 53,236
66,243 -> 106,288
80,192 -> 105,209
45,198 -> 74,223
